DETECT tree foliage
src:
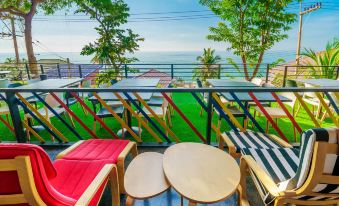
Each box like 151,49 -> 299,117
0,0 -> 72,74
76,0 -> 143,82
302,38 -> 339,79
200,0 -> 297,80
193,48 -> 221,83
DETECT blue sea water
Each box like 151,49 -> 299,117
0,51 -> 295,64
0,51 -> 295,79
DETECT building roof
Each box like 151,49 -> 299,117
135,69 -> 172,87
44,64 -> 102,79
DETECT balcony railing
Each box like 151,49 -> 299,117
0,86 -> 337,145
2,63 -> 338,83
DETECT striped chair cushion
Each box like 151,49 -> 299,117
280,128 -> 338,191
241,148 -> 300,183
243,128 -> 339,204
225,131 -> 282,152
241,147 -> 299,204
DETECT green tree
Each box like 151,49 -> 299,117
76,0 -> 143,83
200,0 -> 296,81
193,48 -> 221,83
302,38 -> 339,79
0,0 -> 71,75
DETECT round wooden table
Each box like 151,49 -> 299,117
163,143 -> 240,206
124,152 -> 170,206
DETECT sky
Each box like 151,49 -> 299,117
0,0 -> 338,59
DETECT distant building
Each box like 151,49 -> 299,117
37,59 -> 101,80
136,69 -> 172,87
37,59 -> 68,69
269,51 -> 338,85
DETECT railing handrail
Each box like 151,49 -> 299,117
1,87 -> 338,93
1,62 -> 337,66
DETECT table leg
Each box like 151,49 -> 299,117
126,196 -> 134,206
126,100 -> 132,129
181,196 -> 184,206
117,99 -> 141,138
244,101 -> 249,128
188,200 -> 197,206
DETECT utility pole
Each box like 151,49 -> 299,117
295,2 -> 322,70
0,15 -> 22,64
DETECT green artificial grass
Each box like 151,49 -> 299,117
0,93 -> 335,144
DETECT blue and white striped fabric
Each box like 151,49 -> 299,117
242,128 -> 339,204
225,131 -> 282,153
241,148 -> 299,183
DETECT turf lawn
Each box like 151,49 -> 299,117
0,93 -> 336,144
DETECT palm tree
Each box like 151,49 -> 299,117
302,38 -> 339,79
193,48 -> 222,83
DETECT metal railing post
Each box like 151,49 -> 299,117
124,64 -> 128,78
5,92 -> 26,143
25,63 -> 31,80
283,66 -> 288,87
336,66 -> 339,79
57,63 -> 61,78
171,64 -> 174,79
265,64 -> 270,83
218,64 -> 221,79
206,92 -> 212,145
40,65 -> 44,74
78,65 -> 83,78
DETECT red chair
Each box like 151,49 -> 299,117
56,139 -> 138,194
0,144 -> 120,206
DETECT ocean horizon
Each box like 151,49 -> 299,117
0,51 -> 296,65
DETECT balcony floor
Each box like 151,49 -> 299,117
45,145 -> 264,206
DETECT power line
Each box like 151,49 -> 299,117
0,19 -> 12,35
34,13 -> 217,21
32,14 -> 219,23
33,39 -> 67,60
35,10 -> 212,17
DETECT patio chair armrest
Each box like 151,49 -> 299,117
56,141 -> 84,159
117,142 -> 138,162
117,142 -> 138,194
268,134 -> 292,148
241,155 -> 281,197
75,164 -> 119,206
219,133 -> 237,155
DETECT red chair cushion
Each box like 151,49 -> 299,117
51,159 -> 109,206
62,139 -> 129,163
0,144 -> 75,206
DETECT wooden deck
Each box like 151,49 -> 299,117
45,145 -> 264,206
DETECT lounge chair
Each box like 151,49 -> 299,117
239,128 -> 339,206
0,143 -> 120,206
56,139 -> 138,194
219,131 -> 293,158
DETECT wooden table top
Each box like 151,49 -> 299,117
163,143 -> 240,204
112,78 -> 160,87
207,79 -> 258,87
11,78 -> 83,100
88,90 -> 154,101
17,78 -> 83,89
124,152 -> 170,199
220,92 -> 291,102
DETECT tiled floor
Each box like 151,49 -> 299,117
45,146 -> 263,206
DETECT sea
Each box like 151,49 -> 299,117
0,51 -> 295,79
0,51 -> 295,64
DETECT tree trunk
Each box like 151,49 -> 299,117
24,6 -> 38,76
241,55 -> 249,81
10,17 -> 20,65
250,51 -> 265,81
